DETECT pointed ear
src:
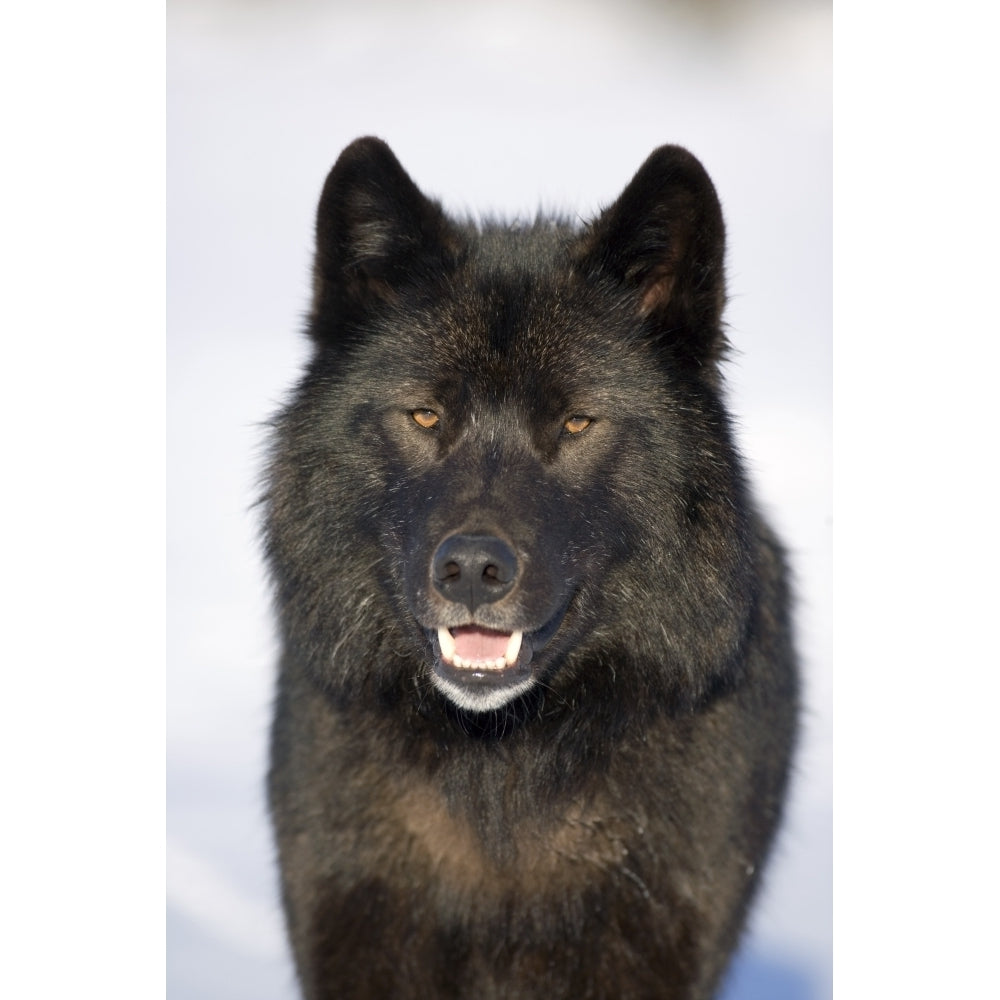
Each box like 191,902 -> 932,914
575,145 -> 727,366
310,137 -> 462,342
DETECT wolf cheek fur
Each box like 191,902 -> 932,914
264,137 -> 798,1000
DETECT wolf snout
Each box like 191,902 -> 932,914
432,533 -> 518,611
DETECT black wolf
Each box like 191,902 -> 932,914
264,137 -> 798,1000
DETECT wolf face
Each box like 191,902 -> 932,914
266,138 -> 754,718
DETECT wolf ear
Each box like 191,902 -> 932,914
575,145 -> 727,367
310,137 -> 462,342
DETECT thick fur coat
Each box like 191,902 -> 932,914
264,138 -> 798,1000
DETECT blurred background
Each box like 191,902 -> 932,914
166,1 -> 831,997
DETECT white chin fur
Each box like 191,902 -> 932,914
430,673 -> 536,713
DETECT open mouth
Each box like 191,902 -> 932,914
426,600 -> 569,712
429,624 -> 535,713
436,626 -> 524,673
426,607 -> 570,713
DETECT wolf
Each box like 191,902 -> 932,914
263,136 -> 798,999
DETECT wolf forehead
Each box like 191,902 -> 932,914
367,290 -> 649,397
343,229 -> 658,398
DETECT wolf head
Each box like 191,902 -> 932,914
265,138 -> 755,720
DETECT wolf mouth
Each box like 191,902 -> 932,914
430,626 -> 533,694
426,606 -> 568,708
437,626 -> 524,673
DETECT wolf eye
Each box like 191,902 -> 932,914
563,416 -> 592,435
411,409 -> 440,430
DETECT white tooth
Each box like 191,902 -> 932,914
442,634 -> 520,673
438,627 -> 455,663
505,631 -> 523,665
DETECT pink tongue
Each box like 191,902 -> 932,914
451,626 -> 510,662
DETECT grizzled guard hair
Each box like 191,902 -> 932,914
264,137 -> 798,1000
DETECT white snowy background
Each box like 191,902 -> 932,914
167,1 -> 831,997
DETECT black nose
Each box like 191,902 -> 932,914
431,534 -> 518,611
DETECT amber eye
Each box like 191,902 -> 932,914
563,415 -> 592,435
411,409 -> 440,430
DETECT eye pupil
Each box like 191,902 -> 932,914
412,409 -> 439,429
563,416 -> 592,434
